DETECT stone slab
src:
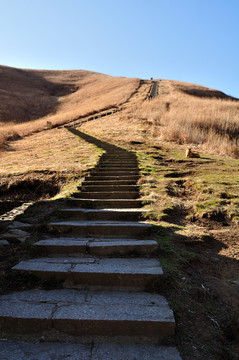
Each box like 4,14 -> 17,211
34,238 -> 157,256
48,220 -> 151,237
0,240 -> 10,246
34,238 -> 88,254
82,180 -> 138,185
76,191 -> 139,199
59,208 -> 145,221
8,221 -> 33,230
0,340 -> 91,360
0,289 -> 175,339
81,185 -> 139,192
13,257 -> 163,287
0,289 -> 87,303
89,239 -> 158,256
0,300 -> 54,333
92,343 -> 182,360
66,198 -> 142,209
87,176 -> 140,181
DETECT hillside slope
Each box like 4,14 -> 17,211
0,65 -> 239,157
0,65 -> 139,125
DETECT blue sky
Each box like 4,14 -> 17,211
1,0 -> 239,97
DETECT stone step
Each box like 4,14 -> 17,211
0,340 -> 182,360
13,258 -> 163,288
91,171 -> 139,176
67,198 -> 143,208
59,208 -> 145,221
98,163 -> 138,167
81,184 -> 139,192
34,237 -> 158,256
96,165 -> 139,169
85,175 -> 140,181
82,180 -> 138,186
48,220 -> 152,238
0,289 -> 175,339
72,191 -> 139,199
96,168 -> 138,172
101,155 -> 136,158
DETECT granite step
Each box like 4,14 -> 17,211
101,155 -> 136,158
58,208 -> 145,221
82,180 -> 138,186
94,167 -> 139,171
97,163 -> 138,167
0,340 -> 182,360
66,198 -> 143,209
80,184 -> 139,192
48,220 -> 152,238
72,191 -> 139,199
91,171 -> 139,176
86,175 -> 140,181
34,237 -> 158,256
13,257 -> 163,288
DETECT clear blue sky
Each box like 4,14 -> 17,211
1,0 -> 239,97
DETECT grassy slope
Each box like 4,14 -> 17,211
121,79 -> 239,157
80,112 -> 239,360
0,67 -> 239,359
0,65 -> 140,148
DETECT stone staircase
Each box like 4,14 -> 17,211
0,131 -> 181,359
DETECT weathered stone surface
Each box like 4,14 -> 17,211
0,300 -> 53,333
67,198 -> 142,209
0,289 -> 175,339
1,146 -> 181,356
8,221 -> 32,230
0,240 -> 10,246
0,289 -> 87,303
89,239 -> 158,256
48,220 -> 152,238
81,185 -> 139,192
34,237 -> 157,256
92,343 -> 182,360
1,229 -> 29,243
34,238 -> 88,254
82,180 -> 138,185
86,175 -> 139,181
89,290 -> 168,306
74,191 -> 139,199
13,257 -> 162,287
59,208 -> 145,221
0,340 -> 91,360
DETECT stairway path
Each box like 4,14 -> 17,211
0,130 -> 181,359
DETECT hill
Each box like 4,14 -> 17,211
0,65 -> 140,148
1,65 -> 238,157
0,66 -> 238,359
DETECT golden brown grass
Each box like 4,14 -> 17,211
0,65 -> 139,149
1,65 -> 239,158
119,80 -> 239,157
0,127 -> 100,175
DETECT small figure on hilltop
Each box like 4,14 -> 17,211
186,147 -> 200,158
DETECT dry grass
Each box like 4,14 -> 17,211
0,65 -> 139,148
0,127 -> 100,175
120,80 -> 239,157
1,64 -> 239,159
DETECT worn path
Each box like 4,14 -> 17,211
0,130 -> 181,359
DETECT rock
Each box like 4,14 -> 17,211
8,221 -> 33,230
0,229 -> 30,243
0,240 -> 10,247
